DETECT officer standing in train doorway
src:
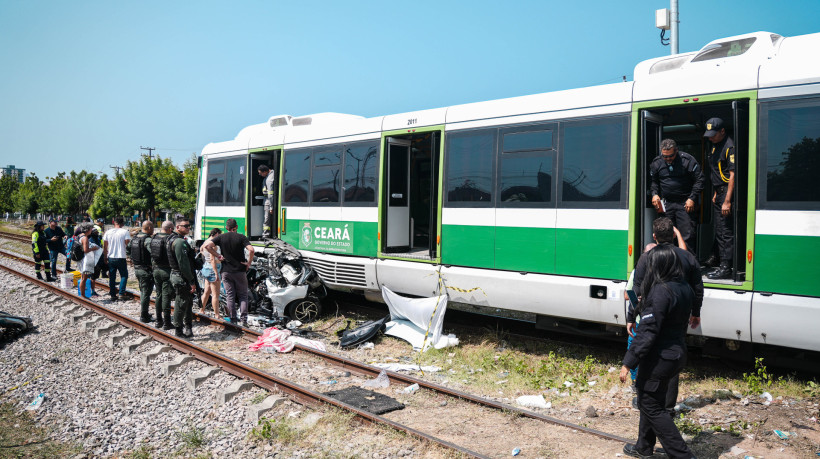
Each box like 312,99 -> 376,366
257,165 -> 276,239
703,117 -> 735,280
649,139 -> 704,255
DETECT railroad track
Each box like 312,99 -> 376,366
0,258 -> 489,457
1,233 -> 636,454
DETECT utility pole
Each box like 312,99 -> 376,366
670,0 -> 679,54
140,146 -> 155,159
109,165 -> 122,175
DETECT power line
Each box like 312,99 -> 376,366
140,146 -> 155,159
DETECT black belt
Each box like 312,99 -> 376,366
714,184 -> 728,191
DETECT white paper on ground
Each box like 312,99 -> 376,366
381,286 -> 457,351
372,363 -> 442,372
516,394 -> 551,409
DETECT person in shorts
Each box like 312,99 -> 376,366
199,228 -> 223,315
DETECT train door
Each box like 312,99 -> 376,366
381,131 -> 441,260
247,150 -> 280,240
730,101 -> 748,283
385,139 -> 411,252
639,110 -> 664,252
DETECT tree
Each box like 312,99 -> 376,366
12,175 -> 43,216
122,156 -> 159,220
67,170 -> 100,216
0,175 -> 20,214
89,173 -> 130,219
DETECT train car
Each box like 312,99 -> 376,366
194,31 -> 820,363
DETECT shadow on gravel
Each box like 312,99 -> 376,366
0,327 -> 37,350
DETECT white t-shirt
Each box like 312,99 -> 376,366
102,227 -> 131,259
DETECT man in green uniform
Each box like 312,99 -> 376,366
31,221 -> 53,281
127,220 -> 155,323
150,221 -> 175,330
169,217 -> 197,338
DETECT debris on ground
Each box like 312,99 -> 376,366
382,287 -> 458,351
361,370 -> 390,389
338,316 -> 389,349
372,363 -> 441,373
401,383 -> 419,394
248,327 -> 327,353
515,395 -> 551,409
25,393 -> 45,411
585,405 -> 598,418
323,386 -> 404,415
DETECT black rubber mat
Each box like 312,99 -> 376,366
323,386 -> 405,415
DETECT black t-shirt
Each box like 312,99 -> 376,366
212,232 -> 251,273
649,151 -> 704,203
708,136 -> 736,187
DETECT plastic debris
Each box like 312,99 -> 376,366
772,429 -> 792,440
511,448 -> 521,456
372,363 -> 441,373
588,381 -> 597,386
361,370 -> 390,389
761,392 -> 773,402
318,380 -> 337,386
729,446 -> 746,455
563,381 -> 574,388
608,366 -> 617,373
25,393 -> 45,411
402,383 -> 419,394
515,395 -> 551,409
286,320 -> 302,329
359,342 -> 375,350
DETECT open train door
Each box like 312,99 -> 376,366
384,139 -> 411,252
248,149 -> 280,240
639,110 -> 664,252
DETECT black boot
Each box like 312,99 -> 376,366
155,318 -> 164,329
140,314 -> 153,323
46,274 -> 55,282
36,272 -> 43,280
700,254 -> 719,269
183,326 -> 193,338
707,263 -> 732,280
175,327 -> 185,338
163,316 -> 174,330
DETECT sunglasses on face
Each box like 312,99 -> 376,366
661,152 -> 676,158
178,224 -> 191,228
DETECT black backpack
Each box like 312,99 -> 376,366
70,236 -> 85,262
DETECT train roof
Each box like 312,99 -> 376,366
200,31 -> 820,156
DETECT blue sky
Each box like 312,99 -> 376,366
0,1 -> 817,180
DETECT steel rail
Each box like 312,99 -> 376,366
0,262 -> 489,459
0,247 -> 632,444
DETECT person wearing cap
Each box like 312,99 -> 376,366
258,164 -> 276,239
703,117 -> 735,280
44,218 -> 67,281
31,221 -> 53,281
649,139 -> 704,255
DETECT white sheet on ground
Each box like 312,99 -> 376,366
372,363 -> 442,372
381,286 -> 458,351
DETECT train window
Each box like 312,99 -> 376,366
312,148 -> 342,204
283,149 -> 311,204
559,116 -> 628,208
502,130 -> 553,152
691,37 -> 756,62
759,97 -> 820,209
445,129 -> 496,206
499,152 -> 555,205
315,149 -> 342,167
206,159 -> 225,205
344,142 -> 379,204
224,157 -> 245,205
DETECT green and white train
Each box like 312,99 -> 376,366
195,31 -> 820,359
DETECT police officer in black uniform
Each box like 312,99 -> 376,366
127,220 -> 155,323
649,139 -> 704,255
621,244 -> 698,459
704,118 -> 735,280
